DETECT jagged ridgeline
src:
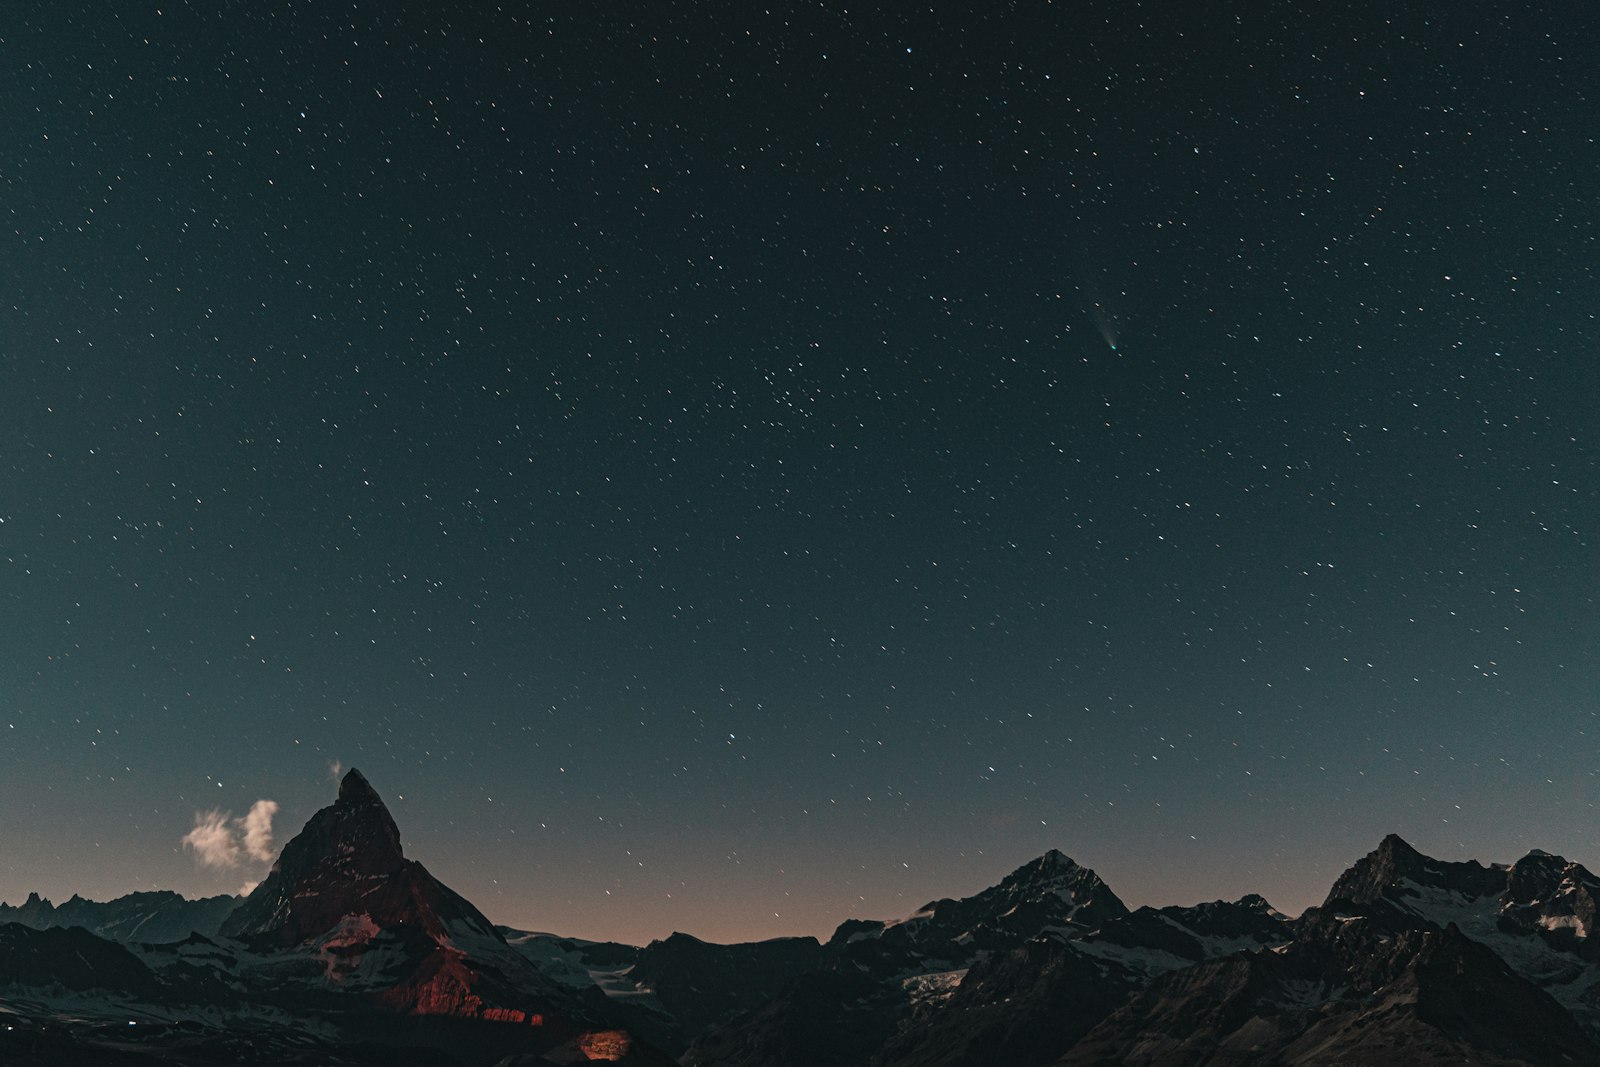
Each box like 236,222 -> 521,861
3,773 -> 1599,1066
1,770 -> 661,1066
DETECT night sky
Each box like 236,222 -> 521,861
3,3 -> 1597,946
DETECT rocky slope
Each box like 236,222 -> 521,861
683,850 -> 1143,1067
682,837 -> 1600,1066
872,894 -> 1292,1067
1059,909 -> 1598,1066
1053,835 -> 1600,1066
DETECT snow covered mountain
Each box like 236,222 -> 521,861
687,837 -> 1600,1067
1050,835 -> 1600,1065
8,805 -> 1600,1066
684,850 -> 1152,1067
1059,912 -> 1599,1066
1319,833 -> 1600,1036
832,849 -> 1129,962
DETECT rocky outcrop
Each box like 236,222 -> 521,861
1059,911 -> 1600,1065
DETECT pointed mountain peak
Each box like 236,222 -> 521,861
998,849 -> 1115,901
5,892 -> 56,921
328,768 -> 404,861
1007,848 -> 1086,884
216,776 -> 568,1023
1327,834 -> 1502,909
338,766 -> 382,806
220,768 -> 408,944
1352,834 -> 1431,881
1325,836 -> 1426,908
852,847 -> 1128,952
1376,833 -> 1421,856
994,849 -> 1128,921
661,931 -> 707,946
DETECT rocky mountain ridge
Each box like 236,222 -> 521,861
6,786 -> 1600,1066
0,888 -> 239,944
1,769 -> 666,1066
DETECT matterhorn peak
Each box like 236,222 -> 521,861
211,768 -> 585,1024
338,766 -> 382,806
219,767 -> 414,944
324,767 -> 405,864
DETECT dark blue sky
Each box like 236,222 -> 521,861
2,2 -> 1597,944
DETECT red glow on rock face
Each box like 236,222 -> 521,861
479,1008 -> 545,1025
575,1030 -> 632,1060
382,951 -> 484,1016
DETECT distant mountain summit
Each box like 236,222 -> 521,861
221,767 -> 497,951
1313,832 -> 1600,1037
1054,835 -> 1600,1066
986,848 -> 1129,928
686,850 -> 1140,1067
0,889 -> 238,944
1325,832 -> 1505,910
688,838 -> 1600,1067
1501,848 -> 1600,954
8,814 -> 1600,1065
219,768 -> 585,1023
829,849 -> 1129,964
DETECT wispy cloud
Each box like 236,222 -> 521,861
182,800 -> 279,870
240,800 -> 279,862
182,810 -> 241,869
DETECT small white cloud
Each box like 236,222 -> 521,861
182,810 -> 242,869
240,799 -> 279,862
237,880 -> 260,897
328,759 -> 343,780
181,800 -> 280,871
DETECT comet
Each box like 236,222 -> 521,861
1092,302 -> 1121,351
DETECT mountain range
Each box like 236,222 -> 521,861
3,770 -> 1598,1065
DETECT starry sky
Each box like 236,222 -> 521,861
2,2 -> 1597,946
